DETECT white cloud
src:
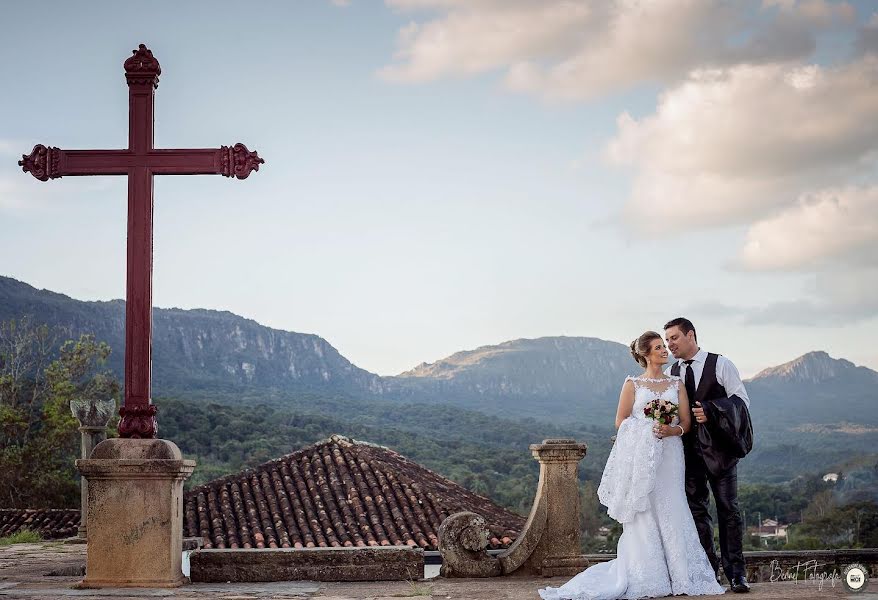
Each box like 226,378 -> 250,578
744,267 -> 878,325
685,266 -> 878,327
380,1 -> 592,83
737,186 -> 878,271
376,1 -> 874,327
380,0 -> 854,98
687,185 -> 878,328
606,55 -> 878,231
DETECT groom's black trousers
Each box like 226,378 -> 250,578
685,450 -> 746,579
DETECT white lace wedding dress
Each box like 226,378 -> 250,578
539,376 -> 726,600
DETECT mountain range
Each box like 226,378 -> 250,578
2,274 -> 875,429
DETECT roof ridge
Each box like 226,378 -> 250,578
186,433 -> 392,493
187,434 -> 521,520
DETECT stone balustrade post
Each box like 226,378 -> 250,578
439,438 -> 590,577
519,438 -> 590,576
70,398 -> 116,540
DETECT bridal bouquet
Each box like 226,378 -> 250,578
644,398 -> 678,425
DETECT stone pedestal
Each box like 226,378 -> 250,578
70,398 -> 115,540
75,438 -> 195,588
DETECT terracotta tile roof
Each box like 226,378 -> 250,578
183,434 -> 525,551
0,509 -> 79,540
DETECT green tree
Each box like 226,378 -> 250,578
0,318 -> 119,508
803,489 -> 836,521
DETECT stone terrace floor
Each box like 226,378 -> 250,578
2,543 -> 874,600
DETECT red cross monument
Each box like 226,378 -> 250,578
18,44 -> 264,439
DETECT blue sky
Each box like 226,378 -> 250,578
2,0 -> 876,377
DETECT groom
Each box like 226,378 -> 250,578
664,317 -> 754,594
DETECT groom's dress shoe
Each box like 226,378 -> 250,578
730,575 -> 750,593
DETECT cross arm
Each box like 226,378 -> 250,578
148,144 -> 264,179
18,145 -> 130,180
18,143 -> 264,181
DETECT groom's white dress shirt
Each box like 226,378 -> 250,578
665,348 -> 751,408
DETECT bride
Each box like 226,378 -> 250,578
539,331 -> 726,600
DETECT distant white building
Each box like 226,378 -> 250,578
750,518 -> 788,544
747,518 -> 788,546
823,472 -> 839,482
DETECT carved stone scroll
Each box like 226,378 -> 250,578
438,512 -> 502,577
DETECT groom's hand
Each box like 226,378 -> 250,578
693,401 -> 708,424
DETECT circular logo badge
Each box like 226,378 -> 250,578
843,563 -> 869,592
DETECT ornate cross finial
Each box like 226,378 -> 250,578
124,43 -> 161,88
19,144 -> 62,181
221,143 -> 265,179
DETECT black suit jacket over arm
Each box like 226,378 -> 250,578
698,395 -> 754,476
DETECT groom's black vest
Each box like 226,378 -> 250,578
671,353 -> 729,465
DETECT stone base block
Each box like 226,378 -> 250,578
534,555 -> 591,577
75,438 -> 195,588
190,546 -> 424,582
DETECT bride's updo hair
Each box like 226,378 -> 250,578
630,331 -> 662,368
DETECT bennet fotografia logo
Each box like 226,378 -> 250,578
843,563 -> 869,592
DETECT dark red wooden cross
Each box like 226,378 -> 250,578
18,44 -> 264,439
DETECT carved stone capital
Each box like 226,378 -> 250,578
221,143 -> 264,179
71,398 -> 116,430
19,144 -> 62,181
118,403 -> 158,439
530,438 -> 588,464
124,43 -> 161,88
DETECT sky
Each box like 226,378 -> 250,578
1,0 -> 876,378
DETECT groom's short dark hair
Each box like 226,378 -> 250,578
664,317 -> 697,343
